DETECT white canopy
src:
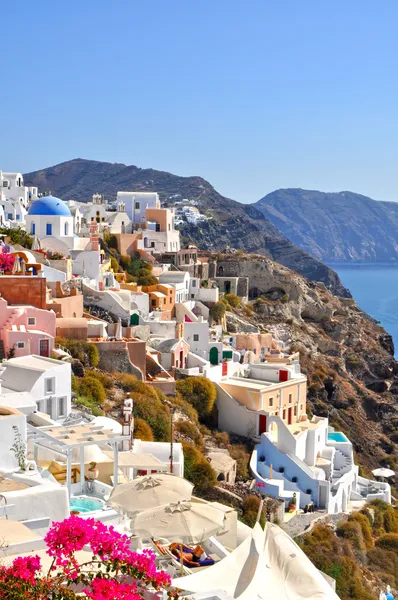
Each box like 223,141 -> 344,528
108,474 -> 193,514
132,500 -> 225,544
173,522 -> 340,600
372,467 -> 395,479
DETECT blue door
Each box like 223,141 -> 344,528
46,223 -> 52,235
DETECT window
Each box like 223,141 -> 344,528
283,409 -> 286,420
289,393 -> 292,404
151,299 -> 156,307
151,242 -> 155,248
28,317 -> 36,325
7,213 -> 12,220
31,223 -> 36,235
192,280 -> 196,288
64,222 -> 69,235
16,214 -> 20,220
269,396 -> 274,407
2,181 -> 7,187
58,397 -> 66,418
46,223 -> 52,235
168,224 -> 171,231
294,405 -> 297,416
135,202 -> 140,210
155,223 -> 161,232
17,341 -> 25,349
45,377 -> 55,394
193,334 -> 199,342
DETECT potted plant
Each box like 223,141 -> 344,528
10,425 -> 27,471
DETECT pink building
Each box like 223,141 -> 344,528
0,297 -> 55,359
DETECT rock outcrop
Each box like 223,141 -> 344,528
223,254 -> 398,478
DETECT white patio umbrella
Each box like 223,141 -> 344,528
131,500 -> 226,544
108,474 -> 194,515
31,236 -> 41,251
115,317 -> 123,340
372,467 -> 395,482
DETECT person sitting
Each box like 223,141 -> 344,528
154,541 -> 214,567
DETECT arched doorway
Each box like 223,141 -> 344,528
209,347 -> 219,365
130,313 -> 139,326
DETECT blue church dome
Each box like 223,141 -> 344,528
28,195 -> 71,217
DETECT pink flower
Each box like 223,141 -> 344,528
85,578 -> 141,600
8,555 -> 41,584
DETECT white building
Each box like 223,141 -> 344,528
0,171 -> 38,228
26,195 -> 89,253
159,271 -> 190,303
117,191 -> 159,223
0,355 -> 72,422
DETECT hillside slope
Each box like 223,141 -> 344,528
255,188 -> 398,261
24,159 -> 349,297
219,253 -> 398,482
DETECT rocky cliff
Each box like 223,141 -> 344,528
220,253 -> 398,484
23,159 -> 349,296
255,188 -> 398,261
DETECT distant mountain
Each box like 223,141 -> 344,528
24,159 -> 349,296
255,189 -> 398,262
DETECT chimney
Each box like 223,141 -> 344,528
175,322 -> 184,339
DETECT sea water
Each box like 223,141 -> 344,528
329,262 -> 398,358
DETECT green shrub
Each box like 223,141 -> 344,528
73,395 -> 104,416
375,533 -> 398,552
224,293 -> 240,308
110,256 -> 119,272
348,513 -> 373,549
175,420 -> 203,446
133,418 -> 154,441
56,338 -> 99,368
75,375 -> 106,404
281,293 -> 290,304
384,507 -> 398,533
366,547 -> 398,587
132,392 -> 170,442
119,255 -> 131,270
228,443 -> 250,478
137,273 -> 158,286
182,442 -> 216,491
336,521 -> 366,552
104,233 -> 119,250
241,496 -> 265,528
210,302 -> 226,323
85,370 -> 113,389
170,395 -> 199,423
213,431 -> 230,447
176,377 -> 217,421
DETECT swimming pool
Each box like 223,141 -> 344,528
328,432 -> 348,443
70,496 -> 104,513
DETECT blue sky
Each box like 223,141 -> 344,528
1,1 -> 398,203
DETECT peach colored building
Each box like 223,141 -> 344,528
0,296 -> 55,358
216,361 -> 307,439
142,283 -> 176,315
233,333 -> 275,357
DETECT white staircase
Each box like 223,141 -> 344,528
332,448 -> 352,484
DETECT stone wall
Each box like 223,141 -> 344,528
92,341 -> 144,379
0,276 -> 47,309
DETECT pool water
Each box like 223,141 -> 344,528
70,497 -> 104,513
328,432 -> 348,443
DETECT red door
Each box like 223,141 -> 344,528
222,361 -> 228,376
258,414 -> 267,435
288,407 -> 293,425
39,339 -> 49,357
279,370 -> 288,382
